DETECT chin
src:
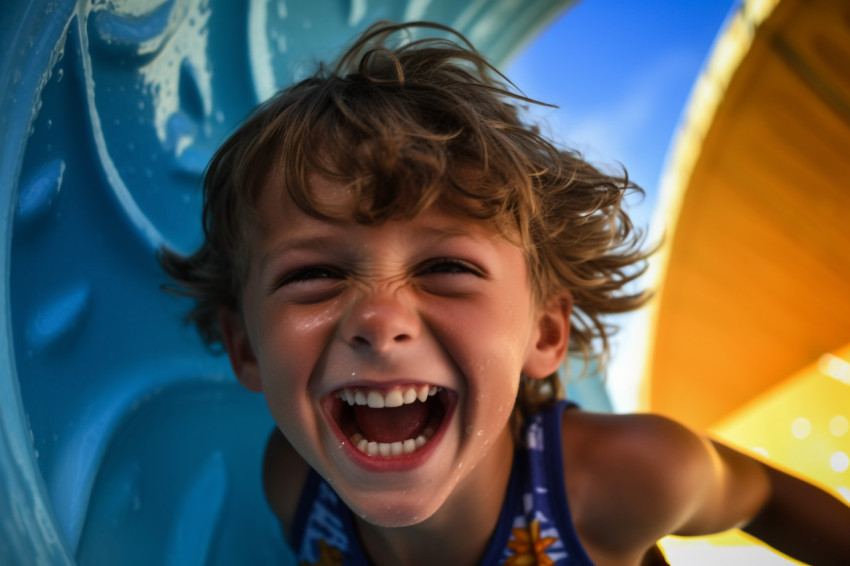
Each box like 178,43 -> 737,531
340,487 -> 449,528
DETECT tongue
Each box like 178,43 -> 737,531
354,402 -> 429,443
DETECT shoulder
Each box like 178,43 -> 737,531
262,427 -> 311,541
562,409 -> 714,481
559,410 -> 765,560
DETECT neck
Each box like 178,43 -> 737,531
353,426 -> 516,566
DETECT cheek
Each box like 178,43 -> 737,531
255,301 -> 342,389
480,301 -> 535,363
437,307 -> 531,391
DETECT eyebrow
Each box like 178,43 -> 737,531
412,224 -> 479,241
257,223 -> 488,272
258,234 -> 341,273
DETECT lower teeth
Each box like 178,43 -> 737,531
351,428 -> 434,457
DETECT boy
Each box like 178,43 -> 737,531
161,21 -> 850,566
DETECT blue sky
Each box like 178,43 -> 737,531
507,0 -> 738,230
505,0 -> 739,408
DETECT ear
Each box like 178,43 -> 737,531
218,307 -> 262,392
522,293 -> 572,379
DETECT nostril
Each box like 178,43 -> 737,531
349,331 -> 412,349
343,296 -> 420,349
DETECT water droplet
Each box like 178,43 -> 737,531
465,425 -> 473,435
477,430 -> 483,437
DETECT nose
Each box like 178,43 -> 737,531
340,287 -> 420,352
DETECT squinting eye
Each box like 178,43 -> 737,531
420,258 -> 482,276
417,258 -> 484,296
269,265 -> 345,302
273,266 -> 342,290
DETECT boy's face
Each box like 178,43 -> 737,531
222,175 -> 568,527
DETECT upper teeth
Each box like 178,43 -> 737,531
336,385 -> 440,408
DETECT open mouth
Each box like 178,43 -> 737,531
329,384 -> 452,458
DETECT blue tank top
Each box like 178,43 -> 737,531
291,400 -> 594,565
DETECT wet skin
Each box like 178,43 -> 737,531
220,176 -> 569,531
218,177 -> 844,566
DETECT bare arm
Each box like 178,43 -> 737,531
563,411 -> 850,565
677,436 -> 850,564
677,437 -> 850,564
741,460 -> 850,565
561,412 -> 760,564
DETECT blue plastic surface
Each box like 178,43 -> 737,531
0,1 -> 574,564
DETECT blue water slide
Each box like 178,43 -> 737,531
0,1 -> 576,564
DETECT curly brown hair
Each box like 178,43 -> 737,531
159,21 -> 651,416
